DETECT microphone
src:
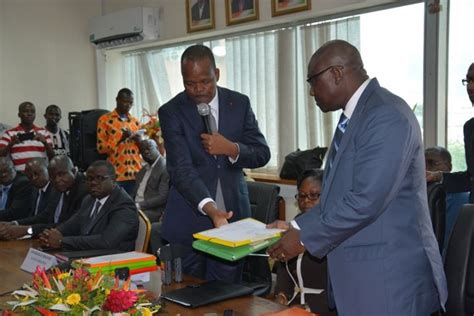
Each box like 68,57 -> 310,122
197,103 -> 213,134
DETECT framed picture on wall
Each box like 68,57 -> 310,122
271,0 -> 311,17
186,0 -> 215,33
225,0 -> 259,26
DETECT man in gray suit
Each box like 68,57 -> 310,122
132,139 -> 169,223
268,40 -> 447,315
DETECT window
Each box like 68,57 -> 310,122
447,0 -> 473,171
123,3 -> 425,171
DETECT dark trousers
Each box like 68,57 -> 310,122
182,247 -> 243,283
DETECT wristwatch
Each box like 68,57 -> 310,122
27,227 -> 33,235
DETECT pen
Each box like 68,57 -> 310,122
248,253 -> 269,257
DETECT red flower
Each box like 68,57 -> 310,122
102,289 -> 138,312
35,307 -> 59,316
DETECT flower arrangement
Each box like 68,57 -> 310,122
141,111 -> 163,146
2,266 -> 160,316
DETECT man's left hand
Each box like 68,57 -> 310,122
267,227 -> 305,261
201,132 -> 238,158
39,228 -> 63,249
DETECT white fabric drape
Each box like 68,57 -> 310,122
123,16 -> 360,170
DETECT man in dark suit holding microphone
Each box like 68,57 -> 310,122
158,44 -> 270,282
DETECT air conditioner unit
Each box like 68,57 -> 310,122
89,7 -> 159,49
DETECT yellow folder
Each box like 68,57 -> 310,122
193,218 -> 283,248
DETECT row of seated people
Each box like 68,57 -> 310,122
0,138 -> 169,252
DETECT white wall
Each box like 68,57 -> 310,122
0,0 -> 100,129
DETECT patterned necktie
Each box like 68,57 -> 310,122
328,113 -> 349,171
90,200 -> 102,219
207,107 -> 226,210
0,186 -> 7,210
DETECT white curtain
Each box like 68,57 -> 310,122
123,16 -> 360,170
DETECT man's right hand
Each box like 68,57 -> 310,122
0,224 -> 27,240
202,202 -> 233,228
119,128 -> 132,143
426,170 -> 442,183
266,220 -> 290,230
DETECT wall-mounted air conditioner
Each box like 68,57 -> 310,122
89,7 -> 159,49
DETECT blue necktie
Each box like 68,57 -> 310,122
0,186 -> 8,210
328,113 -> 349,171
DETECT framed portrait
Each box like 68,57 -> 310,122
271,0 -> 311,17
225,0 -> 259,26
186,0 -> 215,33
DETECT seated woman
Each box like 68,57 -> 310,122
273,169 -> 334,314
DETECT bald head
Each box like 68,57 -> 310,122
307,40 -> 369,113
25,158 -> 49,189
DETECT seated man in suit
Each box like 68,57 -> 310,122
0,155 -> 87,239
0,157 -> 35,221
39,160 -> 139,251
425,146 -> 469,247
132,139 -> 169,223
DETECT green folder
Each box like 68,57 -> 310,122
192,236 -> 280,261
73,260 -> 156,274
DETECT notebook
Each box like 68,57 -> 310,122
161,280 -> 253,307
193,218 -> 283,247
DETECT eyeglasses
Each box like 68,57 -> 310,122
85,175 -> 111,183
462,78 -> 473,86
295,192 -> 321,201
306,65 -> 343,85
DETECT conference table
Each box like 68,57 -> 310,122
0,239 -> 287,315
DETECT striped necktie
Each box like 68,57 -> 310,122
328,113 -> 349,171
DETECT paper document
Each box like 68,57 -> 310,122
193,218 -> 284,247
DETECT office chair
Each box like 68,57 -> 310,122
243,181 -> 282,296
444,204 -> 474,315
427,182 -> 446,251
135,210 -> 152,253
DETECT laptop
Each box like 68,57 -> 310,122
161,280 -> 254,308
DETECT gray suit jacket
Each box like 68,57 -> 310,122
58,186 -> 139,251
296,79 -> 447,315
131,156 -> 169,222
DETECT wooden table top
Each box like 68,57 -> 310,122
0,239 -> 287,315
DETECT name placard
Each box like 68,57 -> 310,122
20,248 -> 58,273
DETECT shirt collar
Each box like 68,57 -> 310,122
96,195 -> 109,206
40,182 -> 50,193
208,88 -> 219,115
343,78 -> 371,119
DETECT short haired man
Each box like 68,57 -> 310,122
44,104 -> 70,156
0,157 -> 35,221
0,102 -> 54,171
268,40 -> 447,315
0,155 -> 87,240
131,139 -> 169,222
97,88 -> 142,194
425,146 -> 469,248
39,160 -> 138,251
158,44 -> 270,282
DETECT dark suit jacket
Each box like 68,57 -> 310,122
158,87 -> 270,246
191,0 -> 210,21
0,173 -> 35,221
296,79 -> 446,315
57,185 -> 139,251
18,173 -> 88,236
27,182 -> 56,217
131,156 -> 169,222
442,118 -> 474,201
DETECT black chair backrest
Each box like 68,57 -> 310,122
427,182 -> 446,251
444,204 -> 474,316
247,181 -> 280,224
244,181 -> 281,296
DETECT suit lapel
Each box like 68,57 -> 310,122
177,93 -> 207,134
84,187 -> 119,234
321,79 -> 380,211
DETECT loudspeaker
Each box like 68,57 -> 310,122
68,109 -> 109,171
